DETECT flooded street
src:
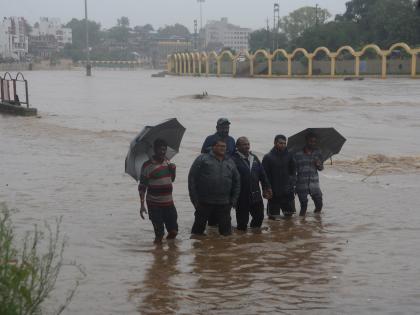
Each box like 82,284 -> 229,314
1,70 -> 420,314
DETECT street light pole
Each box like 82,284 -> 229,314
197,0 -> 205,49
85,0 -> 91,76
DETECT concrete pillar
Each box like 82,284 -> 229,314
411,54 -> 417,78
198,59 -> 202,75
355,55 -> 360,77
287,57 -> 292,77
232,60 -> 236,77
268,58 -> 272,77
250,58 -> 254,77
217,59 -> 221,77
308,56 -> 313,77
381,55 -> 387,79
192,58 -> 196,75
331,57 -> 336,77
205,59 -> 209,77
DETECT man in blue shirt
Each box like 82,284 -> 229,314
201,118 -> 236,156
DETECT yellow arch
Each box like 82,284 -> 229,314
385,42 -> 413,56
272,49 -> 289,60
336,45 -> 356,57
252,49 -> 270,60
359,44 -> 383,57
200,52 -> 208,61
219,50 -> 234,61
208,51 -> 218,60
233,50 -> 252,62
167,42 -> 418,78
313,46 -> 332,58
290,48 -> 310,59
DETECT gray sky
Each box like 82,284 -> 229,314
2,0 -> 349,30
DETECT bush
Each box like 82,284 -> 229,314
0,203 -> 83,315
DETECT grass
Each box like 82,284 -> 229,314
0,203 -> 84,315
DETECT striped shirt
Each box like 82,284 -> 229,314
138,159 -> 175,208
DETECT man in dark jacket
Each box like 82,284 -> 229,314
262,135 -> 296,219
201,118 -> 236,156
189,139 -> 240,236
232,137 -> 272,231
201,118 -> 236,226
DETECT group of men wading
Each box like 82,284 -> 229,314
139,118 -> 324,243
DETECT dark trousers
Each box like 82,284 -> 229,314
298,192 -> 323,215
236,200 -> 264,231
268,195 -> 295,217
191,203 -> 232,236
208,211 -> 218,227
148,205 -> 178,239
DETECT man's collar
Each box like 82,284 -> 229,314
237,151 -> 251,159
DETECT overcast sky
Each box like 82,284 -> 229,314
2,0 -> 349,30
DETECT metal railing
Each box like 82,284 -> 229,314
0,72 -> 29,108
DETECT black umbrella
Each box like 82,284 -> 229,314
125,118 -> 186,181
287,128 -> 346,162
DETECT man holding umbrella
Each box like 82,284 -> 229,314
139,139 -> 178,244
126,118 -> 186,243
294,132 -> 324,216
288,128 -> 346,217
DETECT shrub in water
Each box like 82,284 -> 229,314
0,203 -> 83,315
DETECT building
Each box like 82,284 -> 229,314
31,18 -> 72,48
0,17 -> 29,61
205,18 -> 251,53
28,17 -> 72,59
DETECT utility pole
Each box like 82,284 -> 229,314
197,0 -> 205,49
194,19 -> 198,50
273,2 -> 280,51
266,17 -> 270,51
85,0 -> 91,76
315,3 -> 319,26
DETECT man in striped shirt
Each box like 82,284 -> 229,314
139,139 -> 177,244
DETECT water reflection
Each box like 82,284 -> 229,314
131,216 -> 341,314
130,242 -> 181,314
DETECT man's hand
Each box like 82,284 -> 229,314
140,205 -> 148,220
314,159 -> 321,168
263,188 -> 273,200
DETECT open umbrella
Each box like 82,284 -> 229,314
287,128 -> 346,162
125,118 -> 186,181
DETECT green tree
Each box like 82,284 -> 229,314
158,23 -> 190,36
66,18 -> 102,49
294,21 -> 360,51
107,26 -> 130,43
134,24 -> 154,34
117,16 -> 130,28
337,0 -> 420,47
249,28 -> 288,52
281,6 -> 331,42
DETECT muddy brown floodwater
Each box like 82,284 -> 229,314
1,70 -> 420,314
